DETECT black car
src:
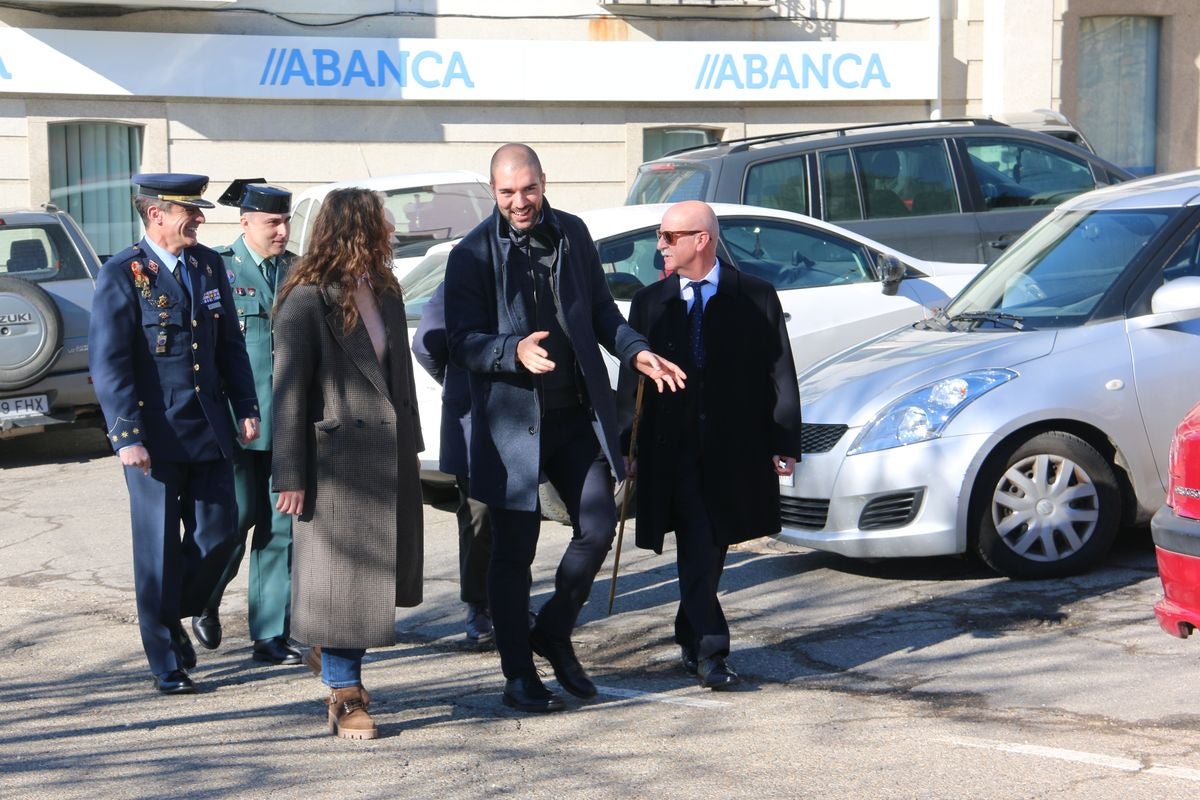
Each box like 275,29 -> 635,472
0,204 -> 101,437
627,118 -> 1133,264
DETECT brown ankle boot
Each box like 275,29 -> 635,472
302,646 -> 321,676
326,686 -> 377,740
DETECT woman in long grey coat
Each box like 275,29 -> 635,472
272,188 -> 423,740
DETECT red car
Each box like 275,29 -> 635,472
1152,402 -> 1200,638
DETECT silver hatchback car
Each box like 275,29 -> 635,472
781,169 -> 1200,578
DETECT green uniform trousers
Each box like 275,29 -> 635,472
209,447 -> 293,640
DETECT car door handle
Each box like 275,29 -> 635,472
988,236 -> 1015,250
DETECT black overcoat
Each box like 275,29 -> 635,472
619,264 -> 802,553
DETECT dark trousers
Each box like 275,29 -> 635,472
672,444 -> 730,662
455,474 -> 492,606
124,458 -> 237,675
208,447 -> 293,640
487,406 -> 616,679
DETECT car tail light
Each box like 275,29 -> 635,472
648,163 -> 679,171
1167,402 -> 1200,519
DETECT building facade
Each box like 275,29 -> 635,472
0,0 -> 1194,250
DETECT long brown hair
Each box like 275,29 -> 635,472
278,187 -> 400,333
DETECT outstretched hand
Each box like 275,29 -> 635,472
634,350 -> 687,393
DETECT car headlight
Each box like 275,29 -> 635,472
848,368 -> 1017,455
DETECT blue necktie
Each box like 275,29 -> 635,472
688,279 -> 708,369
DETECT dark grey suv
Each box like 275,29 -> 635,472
0,205 -> 101,436
627,118 -> 1133,263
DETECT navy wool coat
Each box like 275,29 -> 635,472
443,201 -> 649,511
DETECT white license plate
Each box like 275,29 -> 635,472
0,394 -> 49,419
778,472 -> 795,488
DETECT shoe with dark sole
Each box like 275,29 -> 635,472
252,637 -> 302,665
529,628 -> 596,699
680,644 -> 699,676
153,669 -> 196,695
502,674 -> 565,713
169,624 -> 197,670
191,608 -> 222,650
698,657 -> 741,690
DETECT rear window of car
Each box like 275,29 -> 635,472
0,221 -> 91,282
627,162 -> 711,205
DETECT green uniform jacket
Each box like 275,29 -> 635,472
219,236 -> 293,452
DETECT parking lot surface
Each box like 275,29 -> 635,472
1,427 -> 1199,799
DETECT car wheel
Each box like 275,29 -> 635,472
0,276 -> 64,391
972,431 -> 1120,579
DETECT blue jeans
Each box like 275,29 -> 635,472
321,647 -> 366,689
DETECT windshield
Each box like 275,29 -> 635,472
379,182 -> 492,259
626,162 -> 711,204
942,207 -> 1176,329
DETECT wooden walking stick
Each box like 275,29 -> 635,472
608,375 -> 646,615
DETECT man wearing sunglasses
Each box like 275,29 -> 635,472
444,143 -> 686,713
619,200 -> 802,690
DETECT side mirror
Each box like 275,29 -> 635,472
1151,276 -> 1200,317
877,253 -> 906,297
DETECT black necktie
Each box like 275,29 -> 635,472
688,279 -> 708,368
174,252 -> 189,300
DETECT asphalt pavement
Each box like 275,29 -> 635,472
2,425 -> 1200,800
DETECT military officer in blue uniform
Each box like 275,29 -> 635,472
89,173 -> 260,695
190,179 -> 301,666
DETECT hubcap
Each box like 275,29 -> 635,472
991,453 -> 1100,562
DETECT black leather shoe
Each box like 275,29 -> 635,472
191,608 -> 222,650
502,674 -> 565,713
698,657 -> 741,690
252,637 -> 302,665
153,669 -> 196,695
529,628 -> 597,699
680,644 -> 699,676
169,624 -> 197,670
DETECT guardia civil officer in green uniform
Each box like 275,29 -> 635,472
191,179 -> 301,665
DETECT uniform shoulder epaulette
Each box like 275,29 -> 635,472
214,245 -> 235,256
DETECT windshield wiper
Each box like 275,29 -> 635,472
946,310 -> 1026,330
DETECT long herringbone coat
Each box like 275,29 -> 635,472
271,283 -> 424,648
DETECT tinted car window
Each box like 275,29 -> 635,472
819,149 -> 862,222
964,137 -> 1096,211
1162,225 -> 1200,284
0,223 -> 91,282
628,163 -> 711,204
598,228 -> 664,300
744,155 -> 808,215
855,141 -> 958,220
719,217 -> 873,290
